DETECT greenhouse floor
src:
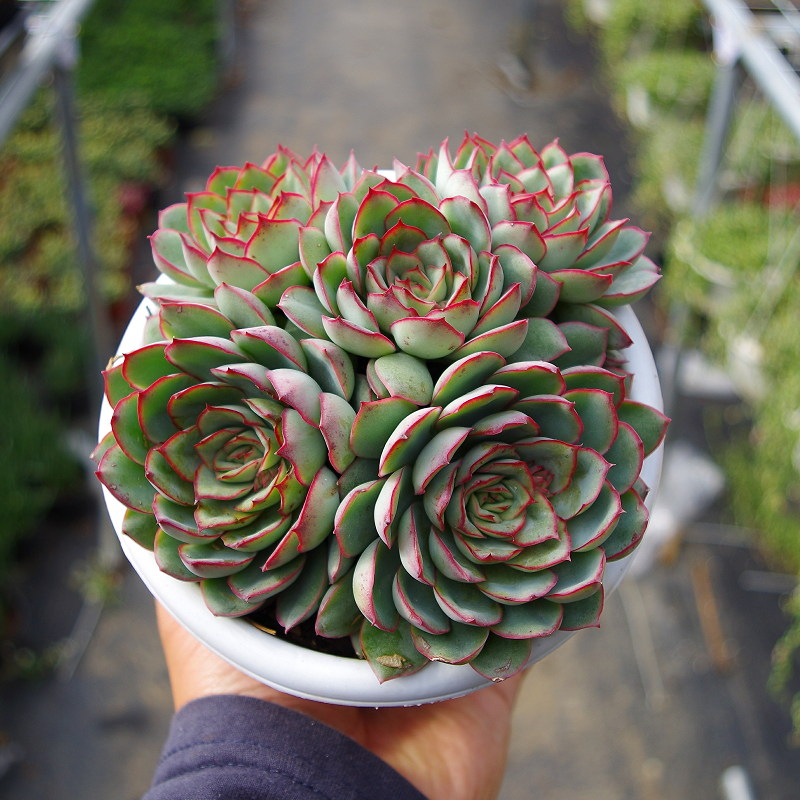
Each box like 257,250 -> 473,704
1,1 -> 799,798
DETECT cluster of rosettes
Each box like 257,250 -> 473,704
95,135 -> 668,683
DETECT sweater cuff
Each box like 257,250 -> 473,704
145,694 -> 428,800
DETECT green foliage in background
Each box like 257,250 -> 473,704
0,0 -> 223,586
569,0 -> 800,738
0,91 -> 173,311
0,350 -> 82,580
78,0 -> 220,120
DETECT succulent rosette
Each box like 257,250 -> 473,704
96,134 -> 668,686
142,147 -> 369,314
331,351 -> 668,681
416,133 -> 661,314
93,324 -> 368,631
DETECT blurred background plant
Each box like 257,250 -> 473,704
569,0 -> 800,738
0,0 -> 225,637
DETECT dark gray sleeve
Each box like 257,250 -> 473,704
143,694 -> 429,800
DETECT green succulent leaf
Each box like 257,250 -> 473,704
616,401 -> 669,457
316,568 -> 363,638
97,443 -> 155,514
121,508 -> 158,550
335,479 -> 384,558
547,548 -> 605,602
351,397 -> 417,459
275,545 -> 329,631
602,489 -> 648,561
359,621 -> 429,683
154,530 -> 203,581
393,569 -> 452,634
491,598 -> 563,639
353,539 -> 401,631
478,564 -> 557,604
507,318 -> 569,364
604,422 -> 644,494
567,480 -> 622,552
469,633 -> 533,681
560,586 -> 604,630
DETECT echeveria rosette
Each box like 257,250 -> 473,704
141,147 -> 376,319
278,167 -> 556,363
94,325 -> 365,632
331,351 -> 668,682
415,133 -> 661,315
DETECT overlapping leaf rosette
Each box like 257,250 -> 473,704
96,134 -> 668,684
331,351 -> 667,681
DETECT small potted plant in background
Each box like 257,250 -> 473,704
94,133 -> 668,705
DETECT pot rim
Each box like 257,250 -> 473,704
99,299 -> 664,707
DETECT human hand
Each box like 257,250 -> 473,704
156,601 -> 524,800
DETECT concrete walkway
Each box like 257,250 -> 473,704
2,1 -> 799,798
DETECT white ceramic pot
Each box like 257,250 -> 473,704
99,299 -> 663,707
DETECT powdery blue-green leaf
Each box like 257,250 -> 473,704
231,326 -> 308,372
411,619 -> 492,664
560,586 -> 604,630
389,317 -> 465,360
97,443 -> 155,514
491,220 -> 546,263
565,388 -> 618,455
602,488 -> 648,561
201,577 -> 265,616
616,401 -> 669,457
552,322 -> 608,370
490,598 -> 563,638
279,286 -> 331,339
437,384 -> 518,431
431,351 -> 506,407
154,530 -> 203,581
166,383 -> 244,430
228,553 -> 306,601
122,343 -> 175,390
275,545 -> 329,631
554,303 -> 633,351
221,507 -> 294,552
359,621 -> 429,683
398,502 -> 437,585
490,361 -> 565,397
335,479 -> 384,558
351,398 -> 417,459
513,395 -> 582,444
315,568 -> 363,638
478,565 -> 557,604
393,569 -> 451,635
448,319 -> 528,362
153,494 -> 206,543
430,527 -> 485,583
547,548 -> 605,602
567,480 -> 622,552
604,422 -> 644,494
506,518 -> 571,571
165,337 -> 251,382
214,283 -> 276,329
469,633 -> 533,680
379,407 -> 441,476
373,352 -> 434,406
323,315 -> 397,359
549,447 -> 609,520
507,318 -> 569,364
138,373 -> 196,446
412,427 -> 470,494
179,540 -> 256,579
434,573 -> 502,626
159,302 -> 235,340
111,391 -> 148,465
353,539 -> 401,631
121,508 -> 158,550
300,339 -> 355,401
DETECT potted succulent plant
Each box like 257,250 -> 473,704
94,134 -> 668,706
